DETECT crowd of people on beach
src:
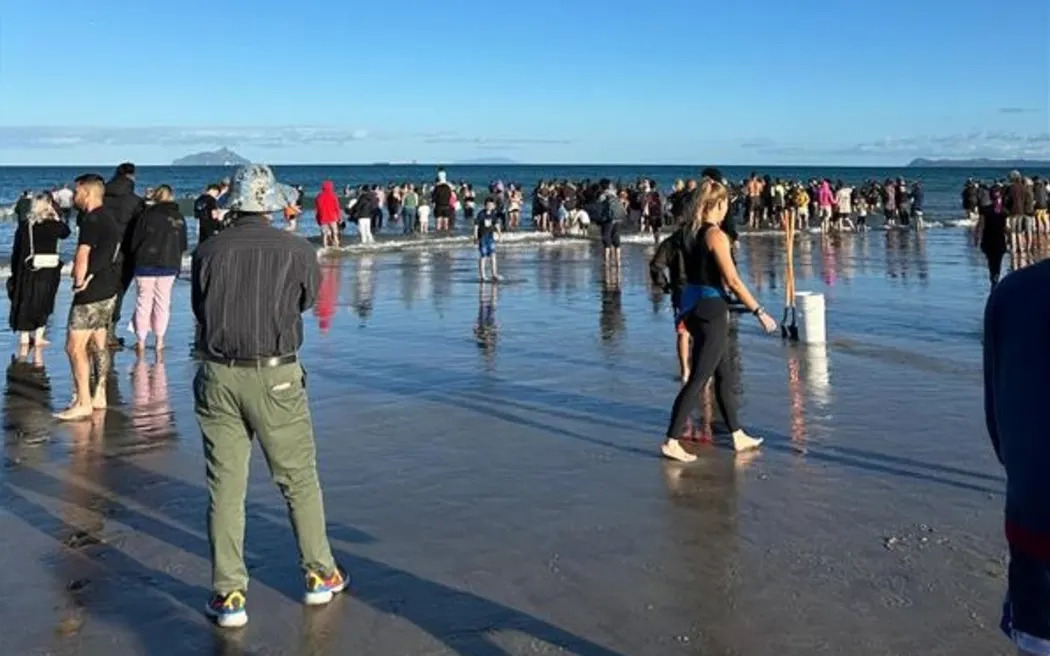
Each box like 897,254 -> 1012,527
9,158 -> 1050,653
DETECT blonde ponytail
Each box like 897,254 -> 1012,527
686,179 -> 729,233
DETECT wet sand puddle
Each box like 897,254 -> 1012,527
0,231 -> 1012,655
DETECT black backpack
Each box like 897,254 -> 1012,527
603,194 -> 626,224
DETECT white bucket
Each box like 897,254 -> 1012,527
794,291 -> 827,345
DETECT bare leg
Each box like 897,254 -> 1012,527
33,326 -> 48,346
90,329 -> 110,409
677,332 -> 691,381
18,331 -> 30,347
490,253 -> 500,281
55,331 -> 94,420
478,257 -> 487,282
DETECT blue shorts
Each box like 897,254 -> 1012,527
479,237 -> 495,258
1003,547 -> 1050,654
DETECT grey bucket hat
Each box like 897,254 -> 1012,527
225,163 -> 297,213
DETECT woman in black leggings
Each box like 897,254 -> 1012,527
662,179 -> 777,463
974,184 -> 1007,288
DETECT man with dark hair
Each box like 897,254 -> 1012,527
194,183 -> 224,244
192,163 -> 346,629
55,173 -> 122,421
103,162 -> 144,347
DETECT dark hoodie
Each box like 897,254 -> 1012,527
104,175 -> 144,236
649,227 -> 688,306
351,190 -> 378,221
129,201 -> 187,274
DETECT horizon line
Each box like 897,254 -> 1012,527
2,160 -> 1049,169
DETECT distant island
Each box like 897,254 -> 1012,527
172,148 -> 250,166
453,157 -> 519,165
908,157 -> 1050,168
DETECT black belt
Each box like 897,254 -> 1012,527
201,353 -> 298,368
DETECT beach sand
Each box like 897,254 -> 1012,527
0,232 -> 1009,655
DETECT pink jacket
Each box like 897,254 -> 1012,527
817,182 -> 834,208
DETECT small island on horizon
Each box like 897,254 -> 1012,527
908,157 -> 1050,168
172,147 -> 250,167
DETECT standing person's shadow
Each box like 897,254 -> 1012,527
4,455 -> 628,656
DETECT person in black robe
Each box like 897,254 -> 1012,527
7,194 -> 71,347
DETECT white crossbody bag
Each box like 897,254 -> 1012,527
25,222 -> 59,270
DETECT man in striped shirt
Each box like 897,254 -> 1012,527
191,163 -> 346,628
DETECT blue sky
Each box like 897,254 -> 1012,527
1,0 -> 1047,165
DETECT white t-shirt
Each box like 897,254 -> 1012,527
835,188 -> 853,213
573,209 -> 590,225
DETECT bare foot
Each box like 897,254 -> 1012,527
92,388 -> 107,411
54,405 -> 94,422
661,439 -> 698,463
732,430 -> 764,452
154,340 -> 165,352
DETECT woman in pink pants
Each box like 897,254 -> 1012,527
128,185 -> 188,354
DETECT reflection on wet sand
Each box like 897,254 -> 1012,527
661,452 -> 754,653
473,284 -> 499,367
4,347 -> 52,453
314,259 -> 343,334
353,255 -> 375,322
130,353 -> 175,442
599,264 -> 625,348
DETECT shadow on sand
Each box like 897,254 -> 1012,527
3,442 -> 626,656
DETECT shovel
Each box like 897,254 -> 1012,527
781,217 -> 800,341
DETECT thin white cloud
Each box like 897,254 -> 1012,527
739,131 -> 1050,160
0,126 -> 373,150
0,126 -> 569,151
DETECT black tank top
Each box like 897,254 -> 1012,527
682,224 -> 723,288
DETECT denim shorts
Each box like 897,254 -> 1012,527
1002,547 -> 1050,655
478,237 -> 495,258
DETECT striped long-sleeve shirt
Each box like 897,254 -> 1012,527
191,215 -> 320,360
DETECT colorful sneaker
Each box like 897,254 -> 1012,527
205,590 -> 248,628
304,566 -> 348,606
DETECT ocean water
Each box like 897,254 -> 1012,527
3,163 -> 1048,225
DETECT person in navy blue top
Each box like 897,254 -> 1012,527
473,197 -> 502,282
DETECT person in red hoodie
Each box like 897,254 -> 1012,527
315,180 -> 342,248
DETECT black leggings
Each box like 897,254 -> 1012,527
665,299 -> 740,438
986,249 -> 1005,283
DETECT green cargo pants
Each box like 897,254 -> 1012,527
193,360 -> 336,594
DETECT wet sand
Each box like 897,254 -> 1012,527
0,231 -> 1011,655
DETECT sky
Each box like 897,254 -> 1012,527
0,0 -> 1048,166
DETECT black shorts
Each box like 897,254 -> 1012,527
600,221 -> 621,248
434,205 -> 453,219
